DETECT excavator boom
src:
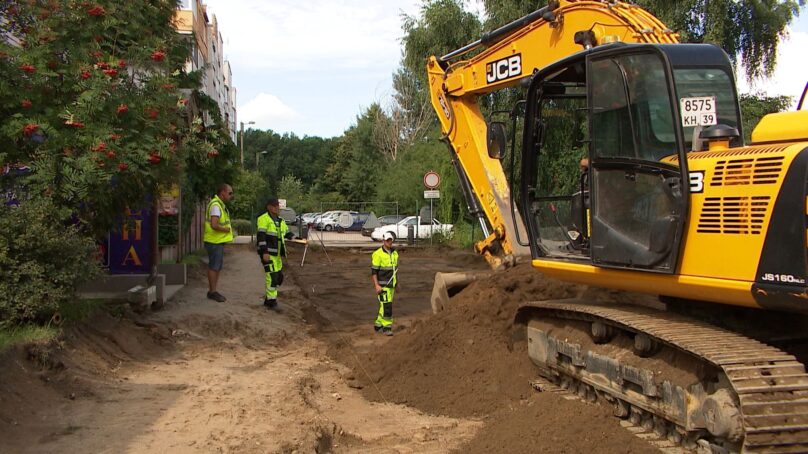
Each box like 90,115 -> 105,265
427,0 -> 677,269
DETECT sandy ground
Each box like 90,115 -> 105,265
0,243 -> 663,453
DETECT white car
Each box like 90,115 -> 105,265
300,212 -> 320,225
316,210 -> 354,231
370,216 -> 453,241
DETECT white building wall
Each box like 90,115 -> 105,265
177,2 -> 237,144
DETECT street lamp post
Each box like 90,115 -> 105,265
239,120 -> 255,167
250,150 -> 269,245
256,150 -> 268,169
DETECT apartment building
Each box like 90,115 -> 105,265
176,0 -> 238,143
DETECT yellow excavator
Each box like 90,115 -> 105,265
427,0 -> 808,452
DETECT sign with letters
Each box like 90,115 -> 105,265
109,205 -> 153,274
486,54 -> 522,84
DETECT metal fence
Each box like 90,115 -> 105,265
300,201 -> 455,246
300,201 -> 401,245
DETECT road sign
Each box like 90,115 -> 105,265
278,198 -> 287,208
424,190 -> 440,199
424,171 -> 440,189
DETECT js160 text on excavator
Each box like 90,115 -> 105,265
427,1 -> 808,452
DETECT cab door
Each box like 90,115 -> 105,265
586,50 -> 688,273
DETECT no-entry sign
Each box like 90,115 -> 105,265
424,171 -> 440,189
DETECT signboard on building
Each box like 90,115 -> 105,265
109,206 -> 153,274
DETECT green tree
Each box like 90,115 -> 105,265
243,129 -> 334,195
401,0 -> 481,80
0,0 -> 234,325
320,105 -> 386,201
0,0 -> 229,236
634,0 -> 804,79
0,197 -> 100,326
739,93 -> 793,142
278,175 -> 305,210
228,168 -> 268,221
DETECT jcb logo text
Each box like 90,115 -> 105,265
486,54 -> 522,84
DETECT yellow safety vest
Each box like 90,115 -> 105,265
371,247 -> 399,287
256,212 -> 289,257
204,195 -> 233,244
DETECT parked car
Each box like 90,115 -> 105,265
361,214 -> 407,236
300,212 -> 320,225
318,210 -> 354,231
370,216 -> 453,241
339,212 -> 370,232
313,210 -> 339,230
279,207 -> 297,224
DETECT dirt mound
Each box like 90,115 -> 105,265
457,391 -> 658,454
351,263 -> 659,452
355,263 -> 584,417
0,311 -> 177,443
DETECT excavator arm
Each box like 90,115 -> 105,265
427,0 -> 678,269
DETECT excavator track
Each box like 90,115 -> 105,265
519,299 -> 808,453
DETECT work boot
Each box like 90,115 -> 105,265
382,327 -> 393,336
207,291 -> 226,302
263,298 -> 278,310
374,325 -> 382,334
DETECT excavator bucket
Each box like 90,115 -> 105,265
430,271 -> 493,313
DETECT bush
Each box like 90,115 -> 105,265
0,198 -> 101,327
231,218 -> 253,236
158,215 -> 179,246
448,219 -> 483,249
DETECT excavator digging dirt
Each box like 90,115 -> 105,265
428,1 -> 808,452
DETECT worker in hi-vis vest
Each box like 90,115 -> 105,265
256,198 -> 294,310
371,231 -> 399,336
203,184 -> 234,302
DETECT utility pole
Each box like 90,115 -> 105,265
239,120 -> 254,167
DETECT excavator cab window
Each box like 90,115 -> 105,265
522,47 -> 690,273
586,50 -> 686,272
526,78 -> 590,258
672,68 -> 740,150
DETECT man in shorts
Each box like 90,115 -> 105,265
204,184 -> 234,302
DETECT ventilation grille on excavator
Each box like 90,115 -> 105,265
697,196 -> 770,234
711,156 -> 785,186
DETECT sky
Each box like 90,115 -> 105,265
203,0 -> 807,139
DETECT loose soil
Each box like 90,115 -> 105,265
0,243 -> 660,453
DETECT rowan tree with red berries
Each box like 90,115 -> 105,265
0,0 -> 237,324
0,0 -> 235,236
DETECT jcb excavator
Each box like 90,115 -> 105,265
427,0 -> 808,452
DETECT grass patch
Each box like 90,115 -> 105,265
0,298 -> 114,352
58,298 -> 108,324
0,324 -> 59,352
180,248 -> 207,266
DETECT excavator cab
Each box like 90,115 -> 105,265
520,43 -> 741,273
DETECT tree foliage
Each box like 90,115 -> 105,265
0,0 -> 233,237
739,93 -> 793,142
633,0 -> 804,80
0,197 -> 100,326
0,0 -> 237,325
228,168 -> 268,221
